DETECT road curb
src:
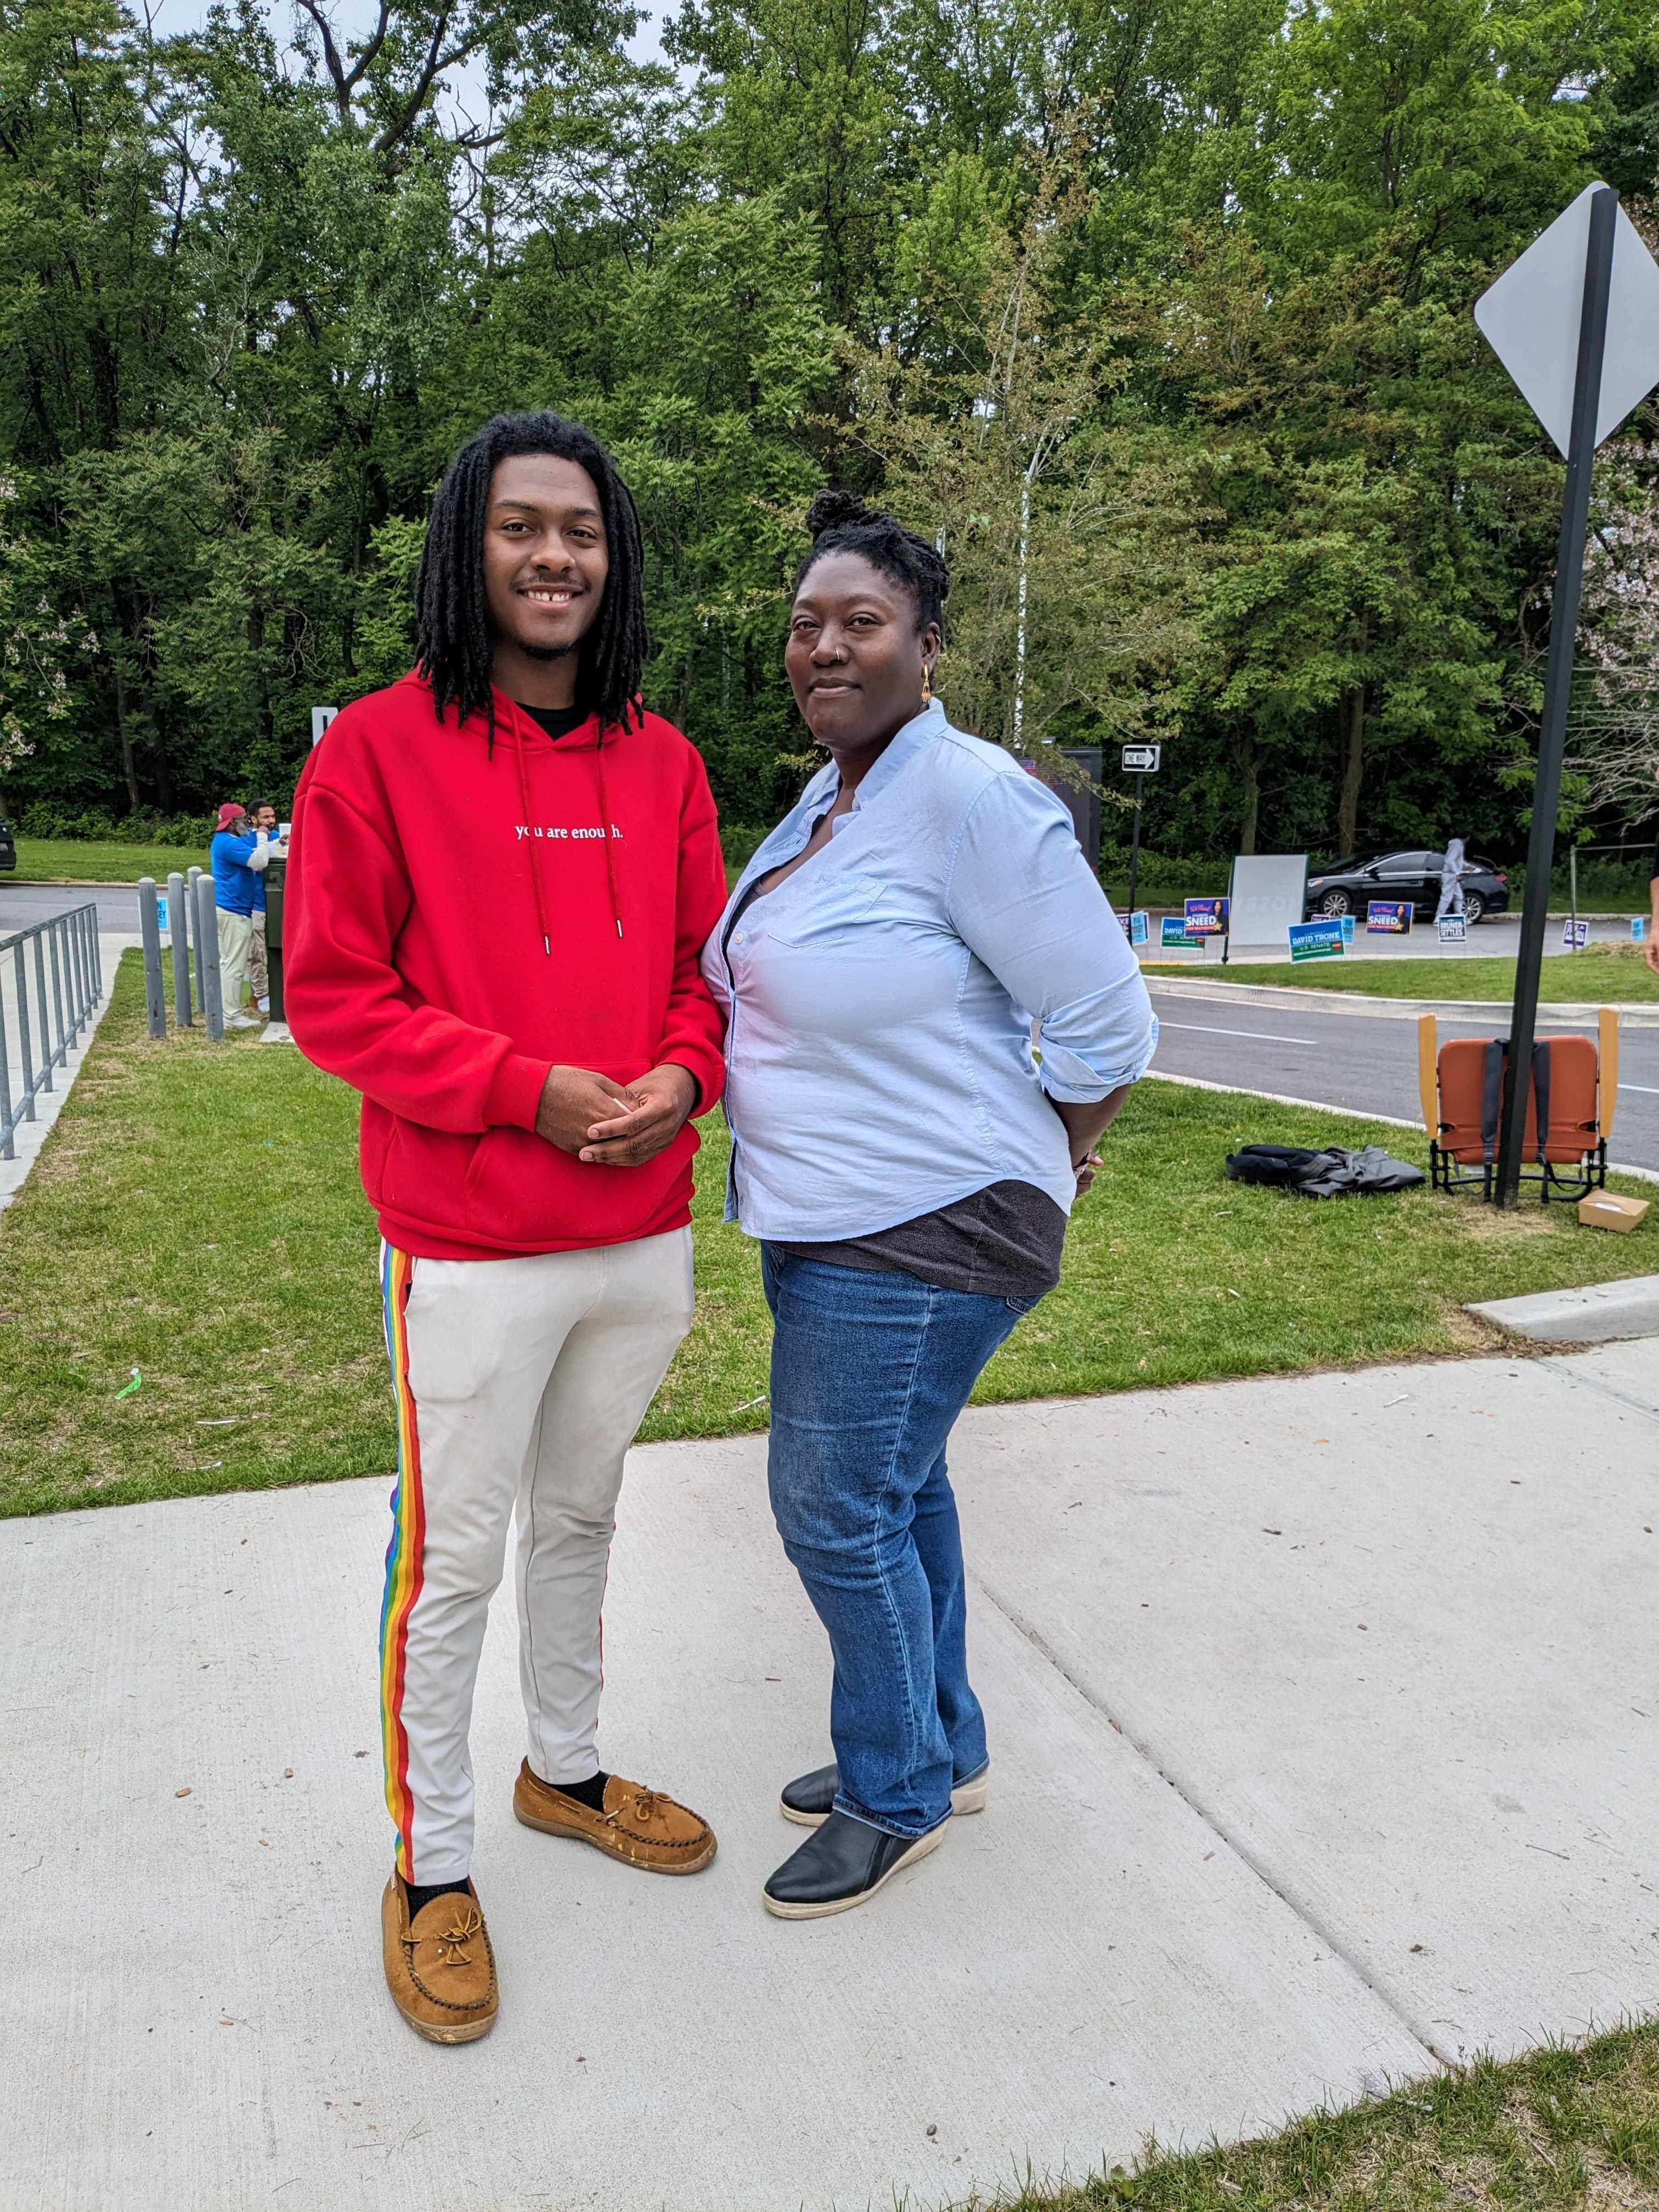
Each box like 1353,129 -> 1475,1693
1144,977 -> 1659,1027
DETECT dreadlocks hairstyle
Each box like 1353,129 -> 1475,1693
414,411 -> 650,736
797,490 -> 949,640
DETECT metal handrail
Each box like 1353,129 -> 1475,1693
0,902 -> 103,1160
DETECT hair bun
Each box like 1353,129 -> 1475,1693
804,489 -> 872,540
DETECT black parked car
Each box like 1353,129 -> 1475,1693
0,817 -> 14,872
1304,849 -> 1509,926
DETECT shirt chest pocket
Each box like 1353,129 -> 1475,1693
761,868 -> 889,947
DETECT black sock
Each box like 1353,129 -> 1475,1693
404,1877 -> 471,1919
548,1768 -> 609,1812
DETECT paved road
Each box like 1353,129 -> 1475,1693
0,879 -> 140,935
1148,986 -> 1659,1170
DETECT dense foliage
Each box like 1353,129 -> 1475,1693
4,0 -> 1658,861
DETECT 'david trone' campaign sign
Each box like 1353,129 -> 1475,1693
1288,919 -> 1346,962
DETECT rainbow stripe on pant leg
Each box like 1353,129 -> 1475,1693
379,1243 -> 425,1880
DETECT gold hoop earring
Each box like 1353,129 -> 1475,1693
921,664 -> 933,708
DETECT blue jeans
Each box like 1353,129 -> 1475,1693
760,1246 -> 1039,1839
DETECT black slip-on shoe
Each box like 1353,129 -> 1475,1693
763,1808 -> 945,1920
780,1761 -> 991,1827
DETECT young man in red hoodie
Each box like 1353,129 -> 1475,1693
285,414 -> 729,2044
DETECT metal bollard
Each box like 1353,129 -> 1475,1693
194,873 -> 224,1041
167,871 -> 192,1024
185,864 -> 204,1012
137,879 -> 167,1037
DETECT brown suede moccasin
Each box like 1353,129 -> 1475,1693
381,1874 -> 499,2044
512,1760 -> 717,1874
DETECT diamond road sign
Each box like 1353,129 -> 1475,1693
1121,744 -> 1161,773
1475,182 -> 1659,456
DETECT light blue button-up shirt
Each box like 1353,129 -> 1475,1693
701,701 -> 1158,1241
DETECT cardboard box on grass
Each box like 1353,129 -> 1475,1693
1578,1191 -> 1650,1233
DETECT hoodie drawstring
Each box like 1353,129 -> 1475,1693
511,720 -> 554,957
507,699 -> 622,952
595,736 -> 624,941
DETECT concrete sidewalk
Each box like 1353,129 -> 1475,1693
7,1342 -> 1659,2211
1,932 -> 134,1211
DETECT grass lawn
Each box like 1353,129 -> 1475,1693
11,836 -> 206,884
1017,2020 -> 1659,2211
1146,942 -> 1659,1002
4,950 -> 1657,1520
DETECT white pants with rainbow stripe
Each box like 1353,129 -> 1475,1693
380,1229 -> 695,1884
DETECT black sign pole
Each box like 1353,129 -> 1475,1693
1496,184 -> 1618,1207
1127,770 -> 1144,914
266,857 -> 286,1024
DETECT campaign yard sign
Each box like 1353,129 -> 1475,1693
1288,919 -> 1345,962
1160,915 -> 1201,948
1126,909 -> 1149,946
1437,916 -> 1467,944
1340,915 -> 1355,944
155,895 -> 169,933
1184,897 -> 1229,936
1366,900 -> 1413,934
1633,917 -> 1647,941
1562,917 -> 1590,949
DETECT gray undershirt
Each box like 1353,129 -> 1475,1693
782,1178 -> 1066,1300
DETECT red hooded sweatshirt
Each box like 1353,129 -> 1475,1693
284,672 -> 729,1262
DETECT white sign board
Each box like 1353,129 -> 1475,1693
1474,183 -> 1659,456
311,705 -> 339,747
1227,854 -> 1309,947
1121,744 -> 1161,773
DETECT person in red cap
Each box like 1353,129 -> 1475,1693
208,801 -> 271,1029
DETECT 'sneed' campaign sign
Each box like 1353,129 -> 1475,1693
1161,915 -> 1201,947
1563,917 -> 1590,949
1366,900 -> 1413,934
1288,919 -> 1345,962
1184,897 -> 1229,935
1437,916 -> 1467,944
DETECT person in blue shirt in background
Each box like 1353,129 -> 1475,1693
702,492 -> 1156,1921
208,800 -> 274,1028
244,798 -> 286,1013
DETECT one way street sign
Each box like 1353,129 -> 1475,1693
1121,744 -> 1161,773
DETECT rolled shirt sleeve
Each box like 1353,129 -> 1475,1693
945,769 -> 1158,1102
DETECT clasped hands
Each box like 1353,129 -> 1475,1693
534,1062 -> 697,1167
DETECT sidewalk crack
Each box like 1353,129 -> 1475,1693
970,1568 -> 1452,2071
1527,1356 -> 1659,1430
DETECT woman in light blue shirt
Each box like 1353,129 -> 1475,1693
702,492 -> 1156,1920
